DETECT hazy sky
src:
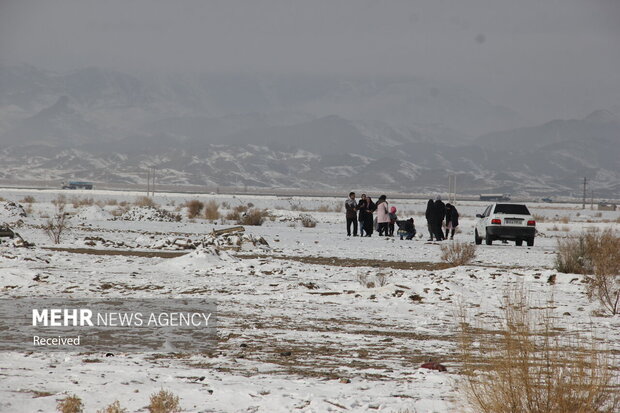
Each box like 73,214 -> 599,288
1,0 -> 619,122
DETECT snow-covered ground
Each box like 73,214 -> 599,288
0,188 -> 618,412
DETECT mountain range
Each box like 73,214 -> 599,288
0,65 -> 618,198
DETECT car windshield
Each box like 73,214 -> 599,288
494,204 -> 530,215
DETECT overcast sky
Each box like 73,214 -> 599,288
1,0 -> 619,123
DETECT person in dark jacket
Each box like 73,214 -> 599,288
445,203 -> 459,240
345,192 -> 358,236
425,199 -> 435,241
396,218 -> 416,240
363,196 -> 375,236
357,194 -> 368,236
433,195 -> 446,241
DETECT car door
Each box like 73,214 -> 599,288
477,205 -> 492,236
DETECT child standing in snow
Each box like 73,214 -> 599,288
388,206 -> 398,236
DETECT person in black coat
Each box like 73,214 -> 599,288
363,196 -> 376,236
357,194 -> 368,236
445,203 -> 459,240
433,195 -> 446,241
425,199 -> 435,241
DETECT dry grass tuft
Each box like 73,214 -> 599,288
20,195 -> 36,203
204,200 -> 220,220
185,199 -> 204,219
458,287 -> 620,413
71,197 -> 94,208
96,400 -> 127,413
134,196 -> 156,207
560,215 -> 571,224
57,394 -> 84,413
300,214 -> 317,228
148,389 -> 180,413
238,208 -> 269,226
440,241 -> 476,266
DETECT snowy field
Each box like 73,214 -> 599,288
0,188 -> 619,413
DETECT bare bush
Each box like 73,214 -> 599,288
204,200 -> 220,220
20,195 -> 36,203
71,197 -> 94,208
134,196 -> 156,207
440,241 -> 476,266
57,394 -> 84,413
556,230 -> 620,315
533,214 -> 546,223
300,214 -> 317,228
238,208 -> 269,226
96,400 -> 127,413
148,389 -> 180,413
317,204 -> 331,212
458,288 -> 620,413
185,199 -> 204,219
560,215 -> 570,224
45,196 -> 70,244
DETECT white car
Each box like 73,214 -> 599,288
474,203 -> 536,246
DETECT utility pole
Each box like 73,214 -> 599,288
448,174 -> 457,204
147,169 -> 150,196
151,168 -> 156,197
582,177 -> 587,209
590,190 -> 594,210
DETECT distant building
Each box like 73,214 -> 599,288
479,193 -> 511,202
62,181 -> 94,190
598,202 -> 617,211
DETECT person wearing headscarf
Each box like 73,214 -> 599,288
433,195 -> 446,241
444,203 -> 459,240
425,199 -> 435,241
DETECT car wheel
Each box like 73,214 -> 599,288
485,230 -> 492,245
527,238 -> 534,247
515,239 -> 523,246
475,229 -> 482,245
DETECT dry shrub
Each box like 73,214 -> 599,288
300,214 -> 317,228
225,204 -> 249,221
238,208 -> 269,226
20,195 -> 36,203
45,195 -> 70,244
105,198 -> 118,206
561,226 -> 570,232
148,389 -> 180,413
458,288 -> 619,413
290,204 -> 309,212
134,196 -> 156,207
595,212 -> 603,218
317,204 -> 331,212
96,400 -> 126,413
440,241 -> 476,266
551,225 -> 560,231
556,230 -> 620,314
185,199 -> 204,219
71,197 -> 94,208
560,215 -> 571,224
533,214 -> 546,223
57,395 -> 84,413
204,200 -> 220,220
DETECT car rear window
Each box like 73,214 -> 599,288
494,204 -> 530,215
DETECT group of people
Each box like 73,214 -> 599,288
345,192 -> 459,241
425,195 -> 459,241
345,192 -> 416,240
